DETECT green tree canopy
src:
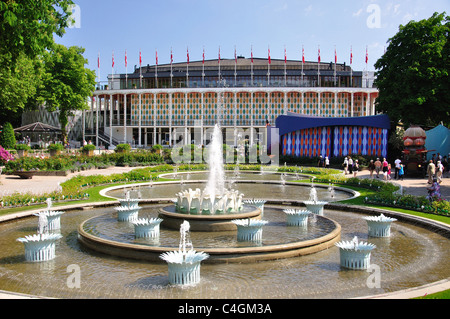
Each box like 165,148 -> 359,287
0,0 -> 73,68
374,12 -> 449,128
38,44 -> 96,143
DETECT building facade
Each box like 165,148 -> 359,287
85,57 -> 378,149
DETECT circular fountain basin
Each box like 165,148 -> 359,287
77,206 -> 341,264
158,204 -> 262,232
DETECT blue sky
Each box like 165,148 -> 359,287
55,0 -> 449,83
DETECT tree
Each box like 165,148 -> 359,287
374,12 -> 449,128
38,44 -> 96,143
0,122 -> 16,149
0,53 -> 43,125
0,0 -> 73,69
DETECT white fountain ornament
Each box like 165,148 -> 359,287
232,218 -> 269,242
34,211 -> 64,231
335,236 -> 376,270
363,214 -> 397,237
160,221 -> 209,285
133,218 -> 163,239
17,233 -> 63,262
283,209 -> 310,227
244,199 -> 267,215
303,184 -> 328,216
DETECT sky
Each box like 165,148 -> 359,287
55,0 -> 449,83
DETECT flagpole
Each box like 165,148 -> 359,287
350,46 -> 353,87
125,50 -> 128,89
111,51 -> 114,90
97,52 -> 100,89
365,46 -> 369,88
334,46 -> 337,87
202,46 -> 205,87
267,45 -> 271,87
301,45 -> 304,86
155,49 -> 158,88
186,46 -> 189,88
218,46 -> 221,84
317,45 -> 320,87
250,45 -> 254,87
284,45 -> 287,86
170,47 -> 173,88
234,45 -> 237,87
139,49 -> 142,89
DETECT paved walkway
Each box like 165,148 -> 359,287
1,166 -> 449,201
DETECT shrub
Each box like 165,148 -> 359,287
0,122 -> 16,149
14,144 -> 31,151
81,144 -> 96,151
115,143 -> 131,152
48,143 -> 65,151
0,146 -> 14,165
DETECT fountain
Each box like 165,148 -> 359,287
33,198 -> 64,231
133,217 -> 163,239
363,214 -> 397,237
17,204 -> 63,262
284,209 -> 310,227
173,125 -> 245,215
115,191 -> 142,222
303,183 -> 328,216
160,221 -> 209,285
335,236 -> 376,270
232,218 -> 268,242
244,199 -> 267,215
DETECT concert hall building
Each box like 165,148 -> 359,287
85,56 -> 379,155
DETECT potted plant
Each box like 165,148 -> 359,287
48,143 -> 65,157
15,144 -> 31,158
81,144 -> 96,156
115,143 -> 131,153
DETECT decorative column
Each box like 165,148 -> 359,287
138,93 -> 142,147
350,92 -> 354,117
153,93 -> 157,145
334,92 -> 338,117
96,95 -> 100,146
123,93 -> 127,143
109,94 -> 113,146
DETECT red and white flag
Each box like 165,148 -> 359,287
268,46 -> 271,64
187,47 -> 189,64
251,46 -> 253,64
170,48 -> 173,65
350,46 -> 353,65
218,46 -> 221,64
97,52 -> 100,69
139,50 -> 142,66
202,48 -> 205,64
112,51 -> 115,68
125,50 -> 128,68
335,47 -> 337,63
284,47 -> 287,64
155,49 -> 158,65
302,46 -> 305,64
318,46 -> 321,63
365,46 -> 369,64
235,46 -> 237,64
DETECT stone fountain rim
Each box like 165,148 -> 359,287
77,212 -> 341,262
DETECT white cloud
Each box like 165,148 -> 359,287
304,4 -> 313,14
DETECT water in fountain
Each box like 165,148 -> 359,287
204,124 -> 225,200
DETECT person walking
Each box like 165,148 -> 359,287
382,158 -> 389,181
398,164 -> 405,181
427,160 -> 436,184
353,160 -> 359,177
343,157 -> 349,175
368,159 -> 375,178
394,158 -> 402,180
436,160 -> 444,184
348,156 -> 353,175
374,158 -> 382,178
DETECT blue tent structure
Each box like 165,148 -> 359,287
425,124 -> 450,160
